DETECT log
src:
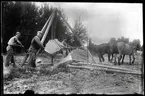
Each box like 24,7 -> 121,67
71,62 -> 136,72
67,64 -> 141,75
40,13 -> 53,38
41,10 -> 56,44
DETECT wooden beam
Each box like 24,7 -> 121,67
41,10 -> 56,44
57,11 -> 97,64
67,64 -> 141,75
71,62 -> 135,71
40,13 -> 53,39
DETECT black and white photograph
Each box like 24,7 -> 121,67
1,1 -> 144,94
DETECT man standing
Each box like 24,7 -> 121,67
5,32 -> 24,67
21,31 -> 44,68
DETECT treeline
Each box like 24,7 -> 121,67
2,1 -> 87,53
109,37 -> 141,50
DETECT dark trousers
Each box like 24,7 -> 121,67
5,45 -> 15,67
22,46 -> 37,67
27,50 -> 37,67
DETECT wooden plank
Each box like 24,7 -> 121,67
71,62 -> 136,72
67,64 -> 141,75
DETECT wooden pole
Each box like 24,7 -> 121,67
67,64 -> 141,75
40,13 -> 53,40
57,11 -> 97,64
41,10 -> 56,44
51,23 -> 53,39
71,62 -> 138,72
53,14 -> 56,39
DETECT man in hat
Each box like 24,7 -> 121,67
21,31 -> 44,68
5,32 -> 24,67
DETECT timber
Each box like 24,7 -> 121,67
71,62 -> 135,71
40,13 -> 53,39
41,10 -> 56,44
67,64 -> 141,75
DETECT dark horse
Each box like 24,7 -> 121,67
108,41 -> 119,63
115,42 -> 136,65
93,43 -> 111,62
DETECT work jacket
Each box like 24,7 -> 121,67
28,36 -> 44,53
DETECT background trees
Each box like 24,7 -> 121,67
1,1 -> 142,54
67,17 -> 88,47
1,1 -> 71,53
2,2 -> 39,53
130,39 -> 141,50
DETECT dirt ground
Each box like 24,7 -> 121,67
3,52 -> 144,94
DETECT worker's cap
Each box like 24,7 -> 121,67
16,32 -> 20,35
37,31 -> 42,35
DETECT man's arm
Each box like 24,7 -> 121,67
15,37 -> 24,47
34,36 -> 44,49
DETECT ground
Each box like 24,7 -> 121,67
3,51 -> 144,94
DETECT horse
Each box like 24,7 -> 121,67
115,42 -> 136,65
92,43 -> 111,62
108,41 -> 119,63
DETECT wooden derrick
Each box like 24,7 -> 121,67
39,10 -> 142,76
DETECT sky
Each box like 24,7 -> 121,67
35,2 -> 143,45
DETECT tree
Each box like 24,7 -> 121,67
2,1 -> 22,53
2,2 -> 70,53
109,37 -> 117,44
117,36 -> 129,43
130,39 -> 141,50
71,16 -> 88,47
87,38 -> 97,55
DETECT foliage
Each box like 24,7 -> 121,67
2,1 -> 39,52
109,37 -> 117,44
117,36 -> 129,43
2,1 -> 70,53
71,17 -> 88,47
87,39 -> 97,55
130,39 -> 141,50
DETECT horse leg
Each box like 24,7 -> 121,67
102,55 -> 105,62
110,54 -> 113,62
108,54 -> 110,62
129,55 -> 132,65
121,54 -> 125,64
98,55 -> 102,62
132,53 -> 135,64
111,54 -> 113,61
118,54 -> 122,65
114,54 -> 117,65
